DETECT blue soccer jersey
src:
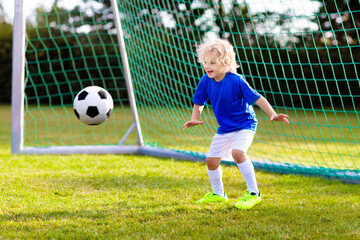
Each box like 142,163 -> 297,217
192,72 -> 261,134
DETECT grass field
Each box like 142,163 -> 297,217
1,105 -> 360,239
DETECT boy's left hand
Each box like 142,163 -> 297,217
182,120 -> 204,131
270,114 -> 290,125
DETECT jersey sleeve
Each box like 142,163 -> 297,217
192,75 -> 209,106
238,76 -> 261,105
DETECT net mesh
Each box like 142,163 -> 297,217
23,0 -> 360,182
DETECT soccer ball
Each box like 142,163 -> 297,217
73,86 -> 114,125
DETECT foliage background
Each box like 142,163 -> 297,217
1,0 -> 359,108
0,3 -> 12,103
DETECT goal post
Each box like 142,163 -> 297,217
11,0 -> 144,155
11,0 -> 360,184
11,0 -> 26,154
110,0 -> 143,147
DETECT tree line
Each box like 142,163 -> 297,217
0,3 -> 12,103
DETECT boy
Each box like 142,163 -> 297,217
183,38 -> 289,209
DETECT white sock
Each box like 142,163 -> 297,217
207,166 -> 224,196
237,159 -> 259,195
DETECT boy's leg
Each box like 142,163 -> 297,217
196,134 -> 230,203
195,157 -> 228,204
234,152 -> 259,195
206,158 -> 224,196
231,130 -> 261,209
206,133 -> 231,196
233,151 -> 261,209
231,129 -> 259,195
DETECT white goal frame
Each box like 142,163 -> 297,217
10,0 -> 200,162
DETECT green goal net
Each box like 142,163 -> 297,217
13,0 -> 360,183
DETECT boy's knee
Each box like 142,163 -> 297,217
232,149 -> 247,164
206,157 -> 221,170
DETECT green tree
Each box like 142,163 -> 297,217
308,0 -> 360,109
0,3 -> 12,103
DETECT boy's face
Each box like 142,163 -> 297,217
202,54 -> 227,81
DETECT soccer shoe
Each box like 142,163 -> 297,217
234,191 -> 261,209
195,192 -> 228,204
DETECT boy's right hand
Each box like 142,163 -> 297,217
182,120 -> 204,131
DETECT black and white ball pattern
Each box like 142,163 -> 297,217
73,86 -> 113,125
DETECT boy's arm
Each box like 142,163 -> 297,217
182,104 -> 204,131
255,96 -> 290,125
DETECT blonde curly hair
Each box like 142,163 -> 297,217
196,38 -> 239,73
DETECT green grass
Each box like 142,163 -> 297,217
1,104 -> 360,239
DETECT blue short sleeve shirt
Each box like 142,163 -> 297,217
192,72 -> 261,134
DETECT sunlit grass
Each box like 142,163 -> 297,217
1,104 -> 360,239
0,147 -> 360,239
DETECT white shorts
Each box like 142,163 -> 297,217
207,129 -> 255,160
